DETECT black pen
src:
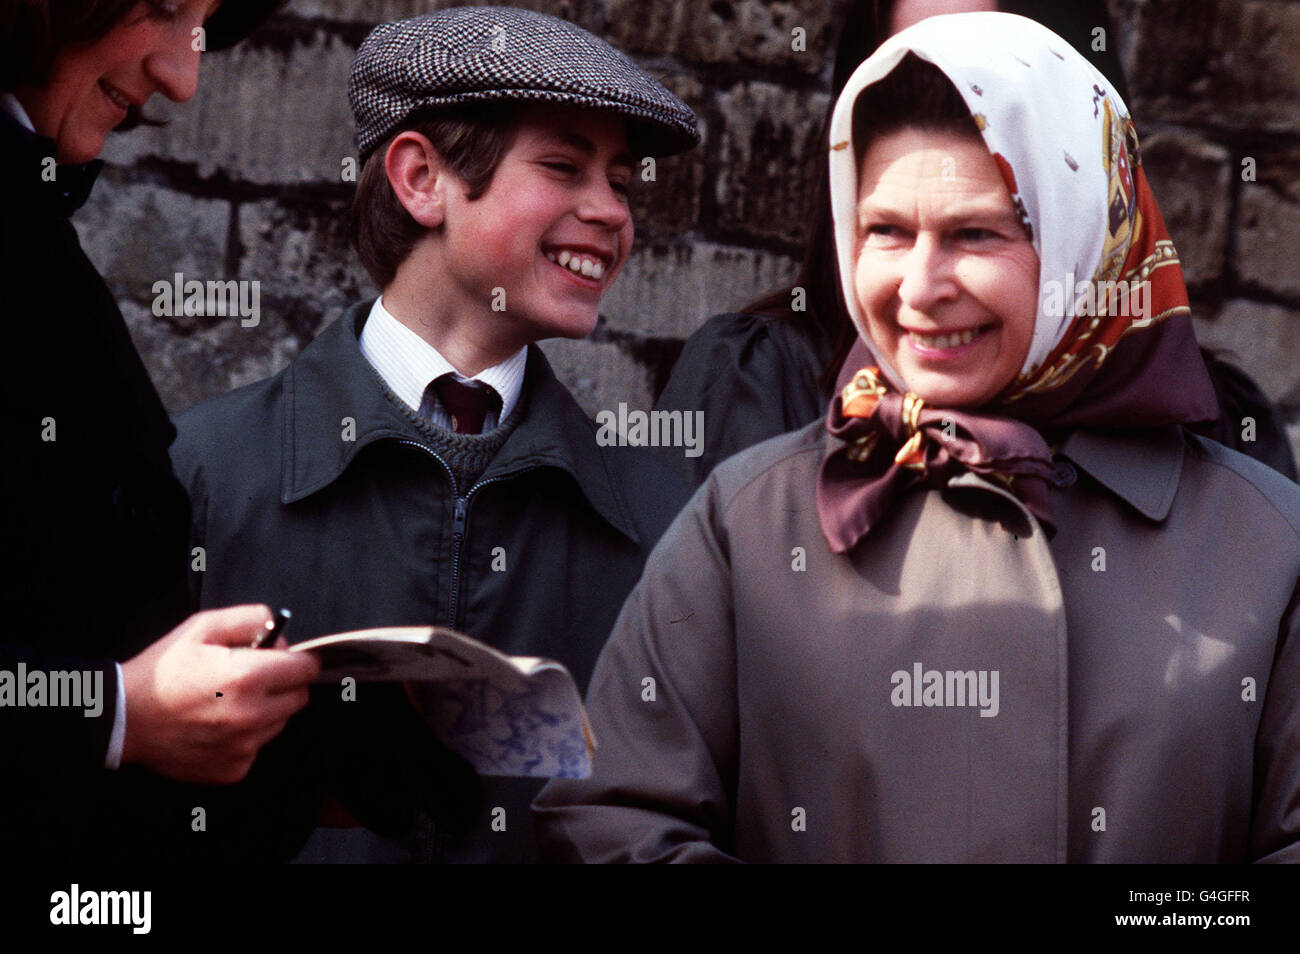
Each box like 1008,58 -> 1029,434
252,607 -> 292,649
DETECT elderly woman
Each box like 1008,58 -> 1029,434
534,12 -> 1300,862
0,0 -> 318,861
656,0 -> 1297,487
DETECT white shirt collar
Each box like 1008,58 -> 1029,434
358,296 -> 526,426
1,93 -> 36,133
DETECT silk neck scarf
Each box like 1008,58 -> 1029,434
817,11 -> 1217,553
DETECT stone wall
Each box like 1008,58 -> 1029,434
83,0 -> 1300,463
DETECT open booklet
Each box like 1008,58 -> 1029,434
289,627 -> 595,780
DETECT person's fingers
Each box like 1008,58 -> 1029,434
187,604 -> 274,647
243,697 -> 311,752
228,648 -> 321,693
254,686 -> 312,723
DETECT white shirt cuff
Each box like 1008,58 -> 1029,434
104,663 -> 126,770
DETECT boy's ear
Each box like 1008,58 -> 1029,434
384,131 -> 451,228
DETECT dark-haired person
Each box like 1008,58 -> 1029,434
1,0 -> 319,863
656,0 -> 1296,487
535,13 -> 1300,863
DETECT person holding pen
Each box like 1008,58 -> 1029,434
0,0 -> 319,863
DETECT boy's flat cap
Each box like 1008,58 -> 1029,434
350,5 -> 699,158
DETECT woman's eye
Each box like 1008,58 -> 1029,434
541,161 -> 579,175
862,224 -> 904,243
609,179 -> 630,197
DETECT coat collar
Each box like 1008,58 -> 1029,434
1058,427 -> 1184,521
817,421 -> 1185,535
280,301 -> 640,543
0,109 -> 103,216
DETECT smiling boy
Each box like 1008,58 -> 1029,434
374,108 -> 636,361
169,7 -> 698,862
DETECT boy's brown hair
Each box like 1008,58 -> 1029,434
350,105 -> 515,289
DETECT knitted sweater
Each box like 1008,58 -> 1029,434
381,379 -> 525,491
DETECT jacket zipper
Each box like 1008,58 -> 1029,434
449,495 -> 469,627
396,439 -> 513,630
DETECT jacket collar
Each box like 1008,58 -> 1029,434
816,421 -> 1185,534
1058,426 -> 1184,521
0,109 -> 103,216
281,301 -> 640,543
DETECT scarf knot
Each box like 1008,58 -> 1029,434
817,366 -> 1058,553
839,368 -> 932,472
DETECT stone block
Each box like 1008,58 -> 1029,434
1194,301 -> 1300,406
121,301 -> 301,415
100,28 -> 358,185
1139,131 -> 1230,286
75,171 -> 230,295
238,195 -> 378,334
289,0 -> 595,27
712,81 -> 830,245
1236,166 -> 1300,300
602,241 -> 798,338
1128,0 -> 1300,133
538,336 -> 653,417
605,0 -> 833,74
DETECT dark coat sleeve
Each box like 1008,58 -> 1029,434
654,313 -> 832,490
0,144 -> 187,784
0,646 -> 118,771
532,476 -> 742,863
1198,349 -> 1297,481
0,127 -> 204,861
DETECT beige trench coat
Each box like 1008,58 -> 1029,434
534,423 -> 1300,862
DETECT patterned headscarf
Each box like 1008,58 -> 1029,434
817,11 -> 1217,553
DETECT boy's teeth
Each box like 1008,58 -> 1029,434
912,327 -> 981,349
546,249 -> 606,280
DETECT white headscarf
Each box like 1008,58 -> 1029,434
827,11 -> 1127,389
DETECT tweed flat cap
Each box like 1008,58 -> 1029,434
349,6 -> 699,159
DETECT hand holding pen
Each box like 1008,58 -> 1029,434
251,607 -> 292,649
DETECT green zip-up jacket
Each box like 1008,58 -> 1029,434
171,300 -> 688,862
